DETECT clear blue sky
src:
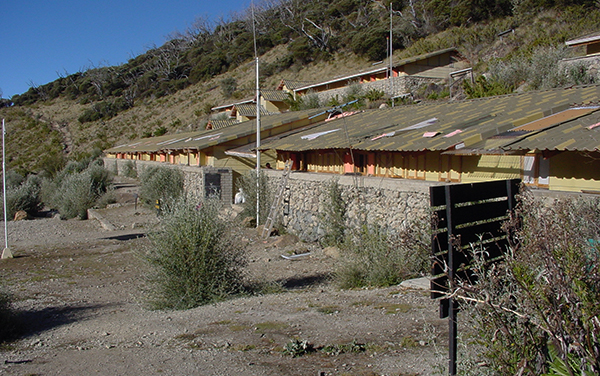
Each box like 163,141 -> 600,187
1,0 -> 251,99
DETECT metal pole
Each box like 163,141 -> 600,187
2,119 -> 12,259
389,2 -> 394,107
255,57 -> 261,227
252,3 -> 261,227
444,185 -> 457,375
2,119 -> 6,245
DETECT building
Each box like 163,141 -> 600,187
280,48 -> 469,103
258,84 -> 600,193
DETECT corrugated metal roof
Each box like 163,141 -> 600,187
279,79 -> 316,91
502,109 -> 600,152
234,103 -> 272,117
566,32 -> 600,47
510,107 -> 598,132
261,89 -> 290,102
259,85 -> 600,153
209,118 -> 240,129
293,48 -> 461,93
106,108 -> 329,154
211,97 -> 254,111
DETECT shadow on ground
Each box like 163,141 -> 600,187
278,272 -> 333,289
102,233 -> 146,241
5,303 -> 118,342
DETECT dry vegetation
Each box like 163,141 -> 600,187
1,5 -> 600,174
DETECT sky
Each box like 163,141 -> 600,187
1,0 -> 251,99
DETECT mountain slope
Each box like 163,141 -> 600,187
1,3 -> 600,174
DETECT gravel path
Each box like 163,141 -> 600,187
0,192 -> 448,375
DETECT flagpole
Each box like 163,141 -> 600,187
252,2 -> 261,228
2,119 -> 12,259
389,2 -> 394,108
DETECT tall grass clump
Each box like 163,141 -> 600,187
41,159 -> 111,219
236,169 -> 271,226
319,178 -> 347,247
121,160 -> 137,178
142,198 -> 246,310
336,220 -> 430,289
454,194 -> 600,375
138,166 -> 183,212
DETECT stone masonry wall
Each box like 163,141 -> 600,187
309,76 -> 442,105
263,170 -> 443,242
104,158 -> 233,205
105,158 -> 593,243
559,55 -> 600,79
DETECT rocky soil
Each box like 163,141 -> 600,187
0,179 -> 449,376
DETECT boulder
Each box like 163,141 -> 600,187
272,234 -> 299,248
323,246 -> 341,259
13,210 -> 28,221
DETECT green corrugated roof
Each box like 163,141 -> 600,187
210,118 -> 240,129
261,89 -> 290,102
280,79 -> 315,91
502,109 -> 600,152
234,103 -> 272,117
105,108 -> 328,154
259,85 -> 600,153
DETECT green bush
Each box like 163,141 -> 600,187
336,220 -> 430,289
4,170 -> 24,188
142,198 -> 246,310
284,92 -> 321,111
153,126 -> 167,137
41,161 -> 111,219
479,45 -> 598,96
342,84 -> 365,109
78,98 -> 131,124
138,166 -> 184,212
122,160 -> 137,178
463,75 -> 514,99
319,178 -> 347,247
456,194 -> 600,375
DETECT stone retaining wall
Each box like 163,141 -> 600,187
264,170 -> 443,242
104,158 -> 233,205
308,76 -> 442,105
105,158 -> 594,243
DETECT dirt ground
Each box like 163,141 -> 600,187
0,178 -> 449,376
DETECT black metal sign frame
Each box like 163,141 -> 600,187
430,179 -> 520,375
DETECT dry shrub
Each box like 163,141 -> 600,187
142,197 -> 246,310
336,219 -> 430,289
456,193 -> 600,375
138,165 -> 183,212
41,160 -> 111,219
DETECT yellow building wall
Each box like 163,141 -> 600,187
461,155 -> 521,183
548,151 -> 600,192
406,153 -> 426,180
424,152 -> 441,181
179,153 -> 189,165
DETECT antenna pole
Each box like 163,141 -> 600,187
389,2 -> 394,108
2,119 -> 12,259
252,2 -> 261,227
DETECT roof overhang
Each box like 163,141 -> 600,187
566,33 -> 600,47
442,148 -> 528,156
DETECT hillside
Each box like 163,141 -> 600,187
1,0 -> 600,175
